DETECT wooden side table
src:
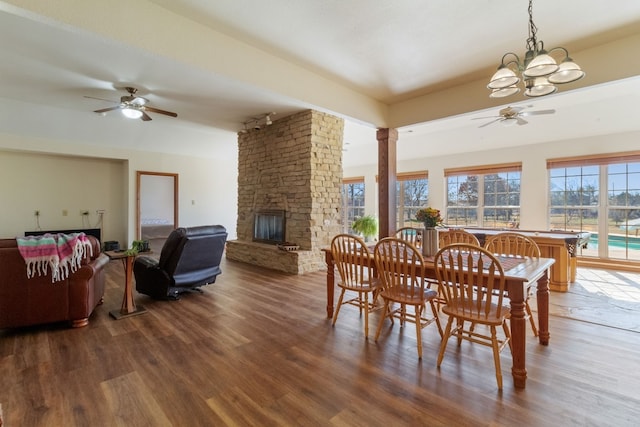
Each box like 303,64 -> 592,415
105,250 -> 148,319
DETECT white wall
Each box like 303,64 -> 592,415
0,134 -> 238,248
129,151 -> 238,243
140,174 -> 175,223
344,130 -> 640,230
0,150 -> 126,241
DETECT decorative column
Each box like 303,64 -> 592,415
377,128 -> 398,239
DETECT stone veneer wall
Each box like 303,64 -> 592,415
226,110 -> 343,274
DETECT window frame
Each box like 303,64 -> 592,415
445,162 -> 522,228
396,171 -> 428,228
547,151 -> 640,261
341,177 -> 366,233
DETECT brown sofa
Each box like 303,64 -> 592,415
0,235 -> 108,329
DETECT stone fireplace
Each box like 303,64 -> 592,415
225,110 -> 344,274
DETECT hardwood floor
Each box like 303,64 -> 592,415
1,258 -> 639,426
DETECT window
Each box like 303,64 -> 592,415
445,163 -> 521,228
609,163 -> 640,260
549,165 -> 599,231
548,152 -> 640,261
396,171 -> 428,228
342,177 -> 365,233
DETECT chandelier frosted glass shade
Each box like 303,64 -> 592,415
523,52 -> 559,77
547,60 -> 585,84
490,85 -> 521,98
488,67 -> 520,90
524,77 -> 558,97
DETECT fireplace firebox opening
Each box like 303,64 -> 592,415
253,209 -> 286,245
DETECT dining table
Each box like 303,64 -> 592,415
322,246 -> 555,389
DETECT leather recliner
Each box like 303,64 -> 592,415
134,225 -> 228,299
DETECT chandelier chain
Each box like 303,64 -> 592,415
526,0 -> 539,52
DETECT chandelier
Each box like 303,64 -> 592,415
487,0 -> 585,98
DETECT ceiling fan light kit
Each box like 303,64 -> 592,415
488,0 -> 585,98
86,86 -> 177,121
122,107 -> 143,119
501,117 -> 519,127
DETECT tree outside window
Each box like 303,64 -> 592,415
341,180 -> 365,233
446,165 -> 521,228
447,175 -> 479,226
396,174 -> 428,228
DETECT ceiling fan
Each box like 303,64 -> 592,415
474,105 -> 555,128
84,87 -> 177,121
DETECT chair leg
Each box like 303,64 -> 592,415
502,320 -> 512,353
332,289 -> 346,326
375,300 -> 391,341
429,300 -> 443,338
363,292 -> 369,339
415,304 -> 423,359
456,319 -> 464,346
468,321 -> 476,338
525,299 -> 538,336
490,326 -> 503,390
358,291 -> 364,315
373,288 -> 381,306
437,316 -> 455,367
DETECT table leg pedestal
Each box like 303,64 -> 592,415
325,250 -> 335,319
109,255 -> 147,320
537,269 -> 551,346
510,297 -> 528,389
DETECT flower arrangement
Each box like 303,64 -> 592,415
415,207 -> 443,228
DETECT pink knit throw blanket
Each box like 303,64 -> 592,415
16,233 -> 93,283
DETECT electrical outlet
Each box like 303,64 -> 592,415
80,210 -> 90,216
34,210 -> 40,216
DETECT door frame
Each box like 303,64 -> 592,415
136,171 -> 179,239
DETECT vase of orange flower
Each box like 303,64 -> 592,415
416,207 -> 443,257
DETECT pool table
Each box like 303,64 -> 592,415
457,227 -> 591,292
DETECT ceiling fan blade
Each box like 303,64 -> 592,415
93,106 -> 121,114
516,117 -> 528,125
478,118 -> 501,128
521,109 -> 556,116
144,106 -> 177,118
84,95 -> 118,103
141,111 -> 152,121
472,115 -> 499,120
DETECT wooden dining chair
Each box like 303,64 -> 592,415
429,229 -> 480,309
373,237 -> 443,359
484,232 -> 541,336
330,234 -> 381,339
434,243 -> 511,389
438,228 -> 480,247
395,226 -> 422,248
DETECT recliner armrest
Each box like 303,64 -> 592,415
135,255 -> 159,269
134,255 -> 172,299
